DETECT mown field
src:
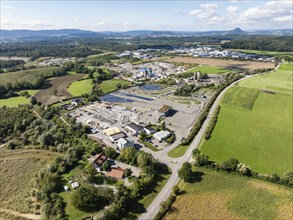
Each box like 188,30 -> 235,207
67,78 -> 93,97
99,79 -> 131,93
34,74 -> 85,105
165,167 -> 293,220
222,86 -> 260,110
0,149 -> 59,219
234,49 -> 293,59
184,66 -> 229,75
0,67 -> 58,86
202,64 -> 293,176
168,57 -> 275,71
0,90 -> 39,107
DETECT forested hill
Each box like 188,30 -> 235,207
222,36 -> 293,52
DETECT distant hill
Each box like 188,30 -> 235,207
224,28 -> 246,35
0,28 -> 292,40
0,29 -> 95,38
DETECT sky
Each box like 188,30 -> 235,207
1,0 -> 292,31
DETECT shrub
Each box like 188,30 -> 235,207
221,158 -> 239,172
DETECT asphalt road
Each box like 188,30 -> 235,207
139,75 -> 251,220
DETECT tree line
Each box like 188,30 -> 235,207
0,59 -> 25,69
222,36 -> 293,52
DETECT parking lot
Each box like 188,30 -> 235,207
70,86 -> 204,154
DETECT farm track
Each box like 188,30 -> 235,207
34,74 -> 84,105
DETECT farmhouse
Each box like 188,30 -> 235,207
117,137 -> 134,150
159,105 -> 172,116
89,153 -> 107,171
106,167 -> 125,179
126,122 -> 143,135
154,130 -> 171,141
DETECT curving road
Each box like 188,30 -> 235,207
139,75 -> 251,220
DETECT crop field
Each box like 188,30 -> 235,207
0,149 -> 59,218
165,167 -> 293,220
202,64 -> 293,175
222,86 -> 260,110
0,67 -> 58,86
167,57 -> 275,71
34,74 -> 85,105
67,78 -> 93,97
99,79 -> 131,93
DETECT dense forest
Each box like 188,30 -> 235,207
0,35 -> 267,58
1,35 -> 291,60
0,43 -> 100,60
222,36 -> 293,52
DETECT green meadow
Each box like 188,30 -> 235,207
202,64 -> 293,176
0,90 -> 39,107
67,79 -> 93,97
99,79 -> 131,93
234,49 -> 293,58
186,66 -> 229,75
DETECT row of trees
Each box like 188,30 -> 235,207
192,149 -> 293,187
0,59 -> 25,68
204,106 -> 221,140
182,73 -> 243,145
174,83 -> 214,96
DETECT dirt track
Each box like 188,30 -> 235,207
35,74 -> 84,105
167,57 -> 275,71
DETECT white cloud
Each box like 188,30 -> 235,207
274,16 -> 292,22
200,3 -> 219,10
189,3 -> 220,23
239,1 -> 292,22
227,5 -> 239,13
189,0 -> 292,29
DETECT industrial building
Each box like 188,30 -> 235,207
153,130 -> 171,141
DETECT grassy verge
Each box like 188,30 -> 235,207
128,172 -> 171,218
143,141 -> 159,152
167,145 -> 189,158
